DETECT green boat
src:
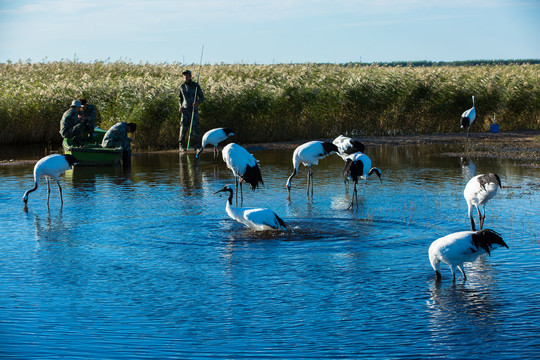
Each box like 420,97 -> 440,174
63,127 -> 124,166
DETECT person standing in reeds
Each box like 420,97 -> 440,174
79,98 -> 96,140
60,100 -> 85,144
178,69 -> 204,152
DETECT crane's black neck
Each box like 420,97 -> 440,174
23,181 -> 38,203
225,188 -> 234,205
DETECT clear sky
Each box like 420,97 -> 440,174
1,0 -> 539,64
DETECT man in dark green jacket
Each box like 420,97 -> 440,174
59,100 -> 84,143
178,69 -> 204,151
79,98 -> 96,139
101,122 -> 137,151
102,122 -> 137,166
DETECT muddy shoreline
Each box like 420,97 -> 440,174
2,130 -> 539,166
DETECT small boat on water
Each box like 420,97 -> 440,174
62,127 -> 123,166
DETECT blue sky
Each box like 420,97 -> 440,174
1,0 -> 539,64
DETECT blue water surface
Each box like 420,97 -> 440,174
0,144 -> 539,359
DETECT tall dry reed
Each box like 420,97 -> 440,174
0,61 -> 538,149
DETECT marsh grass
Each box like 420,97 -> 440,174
1,61 -> 538,149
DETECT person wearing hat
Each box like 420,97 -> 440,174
178,69 -> 205,151
79,98 -> 97,140
101,122 -> 137,166
59,100 -> 85,144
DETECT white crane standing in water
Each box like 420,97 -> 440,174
222,143 -> 264,204
22,154 -> 78,209
464,173 -> 502,231
286,141 -> 338,200
213,185 -> 287,231
342,152 -> 382,209
196,127 -> 235,159
460,95 -> 476,138
429,229 -> 508,281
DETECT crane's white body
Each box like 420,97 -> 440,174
222,143 -> 258,175
460,95 -> 476,135
222,143 -> 263,203
225,201 -> 287,231
286,141 -> 338,199
291,141 -> 332,170
429,229 -> 508,280
214,186 -> 287,231
196,127 -> 235,159
344,153 -> 372,179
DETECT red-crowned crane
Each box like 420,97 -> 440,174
286,141 -> 338,200
464,173 -> 502,231
343,152 -> 382,209
333,135 -> 366,188
429,229 -> 508,281
222,143 -> 263,204
196,127 -> 235,159
460,95 -> 476,138
333,135 -> 366,159
22,154 -> 78,209
213,185 -> 287,231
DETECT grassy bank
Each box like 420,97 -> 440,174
0,61 -> 538,149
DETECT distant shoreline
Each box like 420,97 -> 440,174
155,130 -> 540,166
3,130 -> 539,166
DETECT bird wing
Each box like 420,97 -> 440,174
332,136 -> 349,154
462,107 -> 476,121
222,144 -> 258,175
432,231 -> 479,262
297,141 -> 328,166
470,229 -> 508,255
35,154 -> 73,180
204,128 -> 228,147
244,208 -> 285,230
461,108 -> 472,118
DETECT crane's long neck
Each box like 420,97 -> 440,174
286,168 -> 297,190
23,180 -> 38,203
226,188 -> 233,205
472,95 -> 475,107
287,154 -> 301,188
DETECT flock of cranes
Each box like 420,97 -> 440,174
22,98 -> 508,281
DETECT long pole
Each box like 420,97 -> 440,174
187,45 -> 204,150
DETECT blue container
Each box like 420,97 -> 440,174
490,124 -> 500,133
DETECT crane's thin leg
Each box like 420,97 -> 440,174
354,182 -> 358,209
457,265 -> 467,280
240,181 -> 244,206
470,216 -> 476,231
308,168 -> 314,199
480,205 -> 486,230
306,169 -> 310,197
57,180 -> 63,205
348,182 -> 357,210
476,205 -> 483,230
46,178 -> 51,206
235,177 -> 239,205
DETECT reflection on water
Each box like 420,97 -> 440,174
0,144 -> 539,359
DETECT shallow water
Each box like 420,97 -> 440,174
1,144 -> 539,359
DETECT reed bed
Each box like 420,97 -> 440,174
0,61 -> 538,149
